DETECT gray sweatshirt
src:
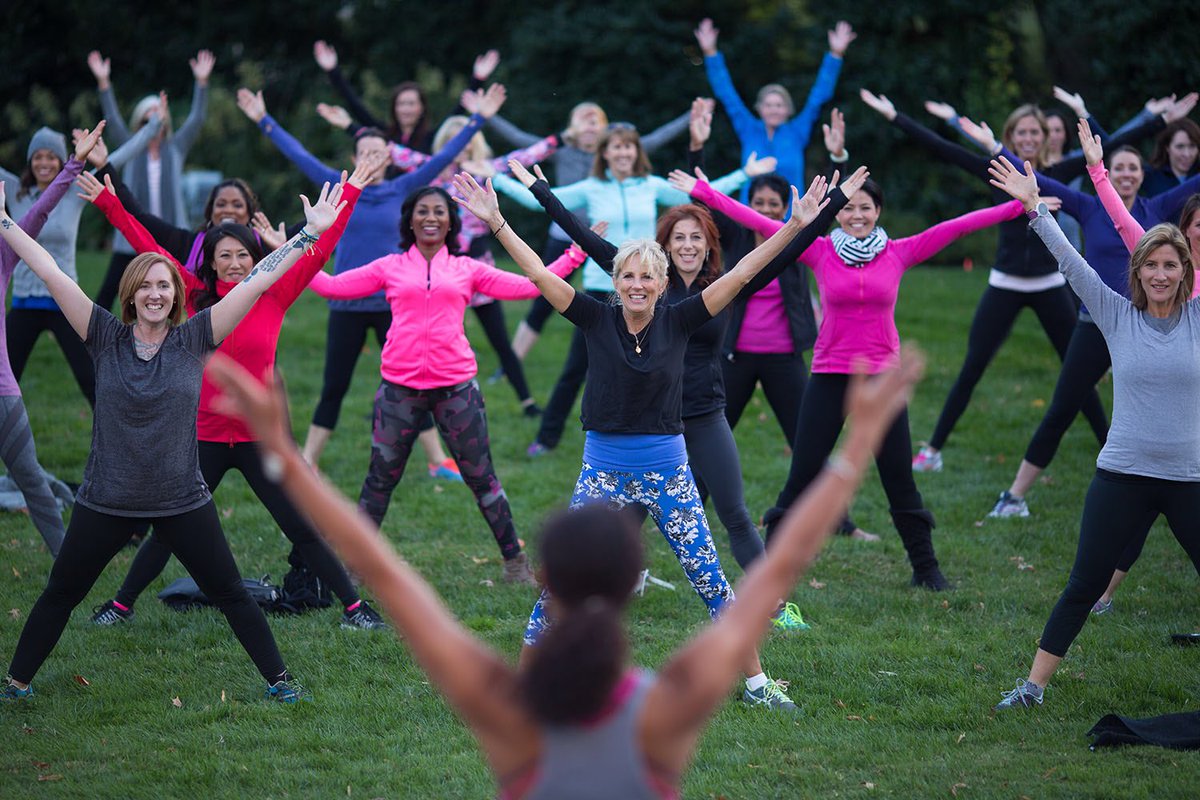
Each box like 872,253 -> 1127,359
1033,211 -> 1200,480
0,117 -> 160,301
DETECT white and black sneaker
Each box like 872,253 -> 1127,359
340,601 -> 388,631
91,600 -> 134,626
988,491 -> 1030,518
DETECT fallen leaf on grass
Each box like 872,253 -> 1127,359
834,698 -> 846,708
862,781 -> 875,789
941,600 -> 950,609
72,675 -> 90,687
470,556 -> 491,565
479,579 -> 494,587
1042,767 -> 1058,779
974,520 -> 985,527
1031,398 -> 1045,408
846,715 -> 863,721
221,690 -> 226,703
31,761 -> 49,769
9,608 -> 19,620
974,664 -> 986,672
11,567 -> 19,578
951,782 -> 968,796
808,578 -> 826,589
433,485 -> 444,494
171,696 -> 182,708
221,507 -> 233,519
1009,556 -> 1035,571
22,725 -> 34,735
956,733 -> 966,744
877,671 -> 897,676
37,774 -> 62,782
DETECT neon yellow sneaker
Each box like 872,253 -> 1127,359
771,602 -> 810,632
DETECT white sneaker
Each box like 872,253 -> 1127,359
911,446 -> 943,473
988,491 -> 1030,518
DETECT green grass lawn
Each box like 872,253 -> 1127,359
1,251 -> 1198,798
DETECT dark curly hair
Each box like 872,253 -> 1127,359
202,179 -> 260,229
398,187 -> 462,253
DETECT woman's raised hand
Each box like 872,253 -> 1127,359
1052,86 -> 1089,120
667,169 -> 699,196
313,40 -> 338,72
208,355 -> 294,456
988,156 -> 1040,210
190,49 -> 216,85
508,160 -> 537,189
350,151 -> 386,188
791,174 -> 831,227
251,212 -> 287,250
828,21 -> 857,57
1164,92 -> 1199,123
689,97 -> 713,148
859,89 -> 896,121
74,171 -> 112,204
71,121 -> 106,164
316,103 -> 353,130
237,88 -> 267,123
822,108 -> 846,158
473,49 -> 501,81
300,180 -> 347,236
86,50 -> 111,89
1077,118 -> 1104,167
694,18 -> 719,57
958,116 -> 998,152
475,84 -> 507,119
836,165 -> 870,201
744,151 -> 778,177
844,346 -> 926,443
451,172 -> 502,227
923,100 -> 957,122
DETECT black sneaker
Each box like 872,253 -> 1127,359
340,601 -> 388,630
911,567 -> 950,591
92,600 -> 134,625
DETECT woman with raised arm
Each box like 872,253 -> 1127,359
679,163 -> 1025,590
0,124 -> 107,556
202,340 -> 923,797
509,155 -> 865,629
486,96 -> 692,362
0,156 -> 347,703
303,179 -> 586,585
988,119 -> 1200,520
1144,119 -> 1200,197
0,115 -> 161,407
491,123 -> 764,456
859,90 -> 1195,473
457,169 -> 832,710
237,84 -> 506,470
693,17 -> 855,200
88,49 -> 214,311
988,155 -> 1200,711
77,155 -> 386,632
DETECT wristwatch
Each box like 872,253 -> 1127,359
1025,201 -> 1048,221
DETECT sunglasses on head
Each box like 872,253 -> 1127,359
607,122 -> 637,132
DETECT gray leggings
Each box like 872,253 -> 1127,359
683,409 -> 764,569
0,395 -> 64,556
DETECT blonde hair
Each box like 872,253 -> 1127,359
610,239 -> 669,296
118,253 -> 186,325
1128,223 -> 1193,311
1001,105 -> 1050,169
755,84 -> 795,116
563,102 -> 608,148
432,115 -> 491,164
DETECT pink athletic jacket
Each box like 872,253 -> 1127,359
309,245 -> 585,388
693,181 -> 1022,373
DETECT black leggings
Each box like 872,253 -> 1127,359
1039,469 -> 1200,656
723,351 -> 807,445
8,501 -> 287,684
1024,319 -> 1110,467
522,237 -> 573,334
763,373 -> 939,575
94,251 -> 136,312
311,309 -> 391,430
928,285 -> 1107,450
114,441 -> 360,609
7,307 -> 96,408
472,301 -> 532,403
536,289 -> 611,449
683,410 -> 764,569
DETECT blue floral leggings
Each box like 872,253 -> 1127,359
523,459 -> 735,645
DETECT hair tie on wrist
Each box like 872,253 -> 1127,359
492,219 -> 509,236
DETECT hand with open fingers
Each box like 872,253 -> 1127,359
72,121 -> 106,163
1144,94 -> 1175,116
823,108 -> 846,158
190,49 -> 216,84
350,151 -> 386,188
694,18 -> 719,56
1040,196 -> 1063,213
251,212 -> 287,251
828,21 -> 857,57
156,91 -> 170,123
208,354 -> 294,456
744,152 -> 777,177
958,116 -> 997,152
451,172 -> 501,226
313,40 -> 338,72
1052,86 -> 1088,119
476,84 -> 507,118
923,100 -> 957,122
300,181 -> 347,236
87,50 -> 111,88
75,171 -> 108,204
508,160 -> 537,189
473,49 -> 500,81
1077,118 -> 1104,166
689,97 -> 713,147
532,164 -> 550,184
237,88 -> 267,123
793,175 -> 831,227
845,346 -> 926,439
859,89 -> 896,121
837,165 -> 871,200
988,156 -> 1040,210
316,103 -> 353,130
667,169 -> 698,196
590,220 -> 609,238
1165,92 -> 1199,123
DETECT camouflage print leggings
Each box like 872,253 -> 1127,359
523,459 -> 735,645
359,379 -> 520,559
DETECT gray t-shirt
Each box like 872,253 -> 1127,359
1033,213 -> 1200,480
76,306 -> 216,516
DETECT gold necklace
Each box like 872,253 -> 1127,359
629,317 -> 652,355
